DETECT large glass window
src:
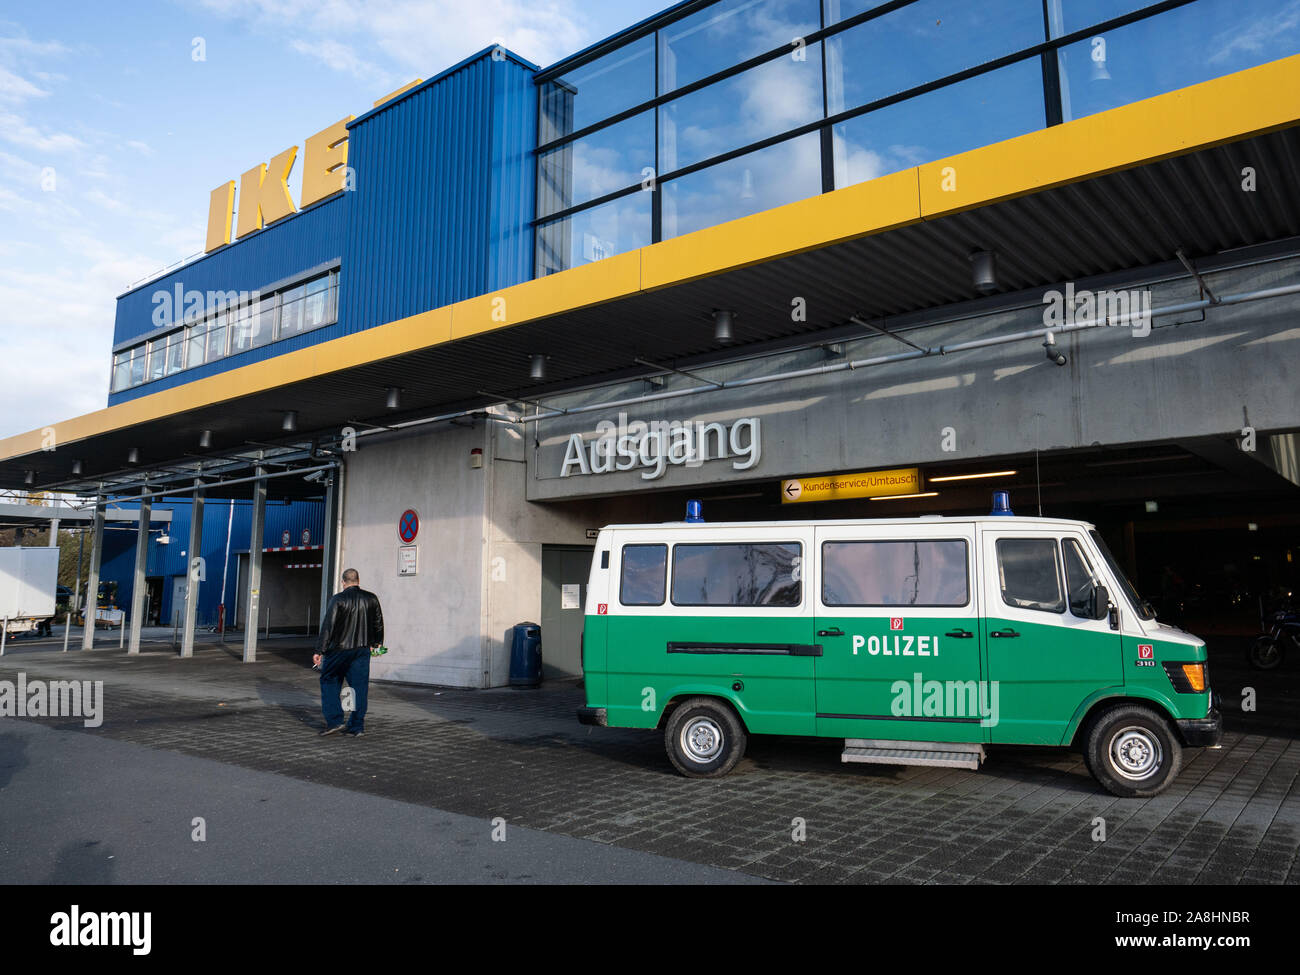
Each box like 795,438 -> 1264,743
823,539 -> 969,607
621,544 -> 668,605
165,331 -> 185,375
825,0 -> 1046,115
185,321 -> 207,369
659,0 -> 820,94
129,347 -> 145,386
538,110 -> 655,217
537,190 -> 653,275
205,313 -> 228,362
662,131 -> 821,239
1055,0 -> 1300,122
147,336 -> 167,381
540,33 -> 656,143
660,43 -> 823,173
833,59 -> 1045,188
112,352 -> 130,392
996,538 -> 1065,614
671,542 -> 802,607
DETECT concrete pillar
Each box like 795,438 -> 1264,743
181,487 -> 204,658
318,466 -> 338,628
81,497 -> 105,651
127,491 -> 152,654
48,518 -> 59,546
243,469 -> 266,663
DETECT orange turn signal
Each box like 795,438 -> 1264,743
1180,663 -> 1207,693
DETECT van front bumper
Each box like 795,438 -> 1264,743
577,706 -> 607,727
1176,709 -> 1222,748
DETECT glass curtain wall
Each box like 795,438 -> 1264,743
535,0 -> 1299,276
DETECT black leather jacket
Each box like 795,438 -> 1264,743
317,586 -> 384,654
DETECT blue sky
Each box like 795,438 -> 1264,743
0,0 -> 666,438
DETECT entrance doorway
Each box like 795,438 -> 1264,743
541,545 -> 594,678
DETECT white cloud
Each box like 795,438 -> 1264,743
0,64 -> 46,102
0,110 -> 84,152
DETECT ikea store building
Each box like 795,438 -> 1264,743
2,0 -> 1299,687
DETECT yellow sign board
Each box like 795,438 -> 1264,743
781,468 -> 921,504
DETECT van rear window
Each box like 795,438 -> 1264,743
671,543 -> 802,607
822,539 -> 969,607
620,544 -> 667,605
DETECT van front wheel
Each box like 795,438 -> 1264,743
1086,705 -> 1182,798
665,697 -> 746,778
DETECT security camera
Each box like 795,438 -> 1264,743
1043,332 -> 1067,367
303,470 -> 324,484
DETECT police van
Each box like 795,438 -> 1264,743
577,495 -> 1221,797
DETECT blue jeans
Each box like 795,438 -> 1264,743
320,646 -> 371,732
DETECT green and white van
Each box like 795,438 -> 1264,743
577,502 -> 1221,797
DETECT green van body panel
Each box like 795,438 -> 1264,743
602,614 -> 816,734
813,612 -> 985,742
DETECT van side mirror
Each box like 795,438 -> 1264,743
1091,584 -> 1110,622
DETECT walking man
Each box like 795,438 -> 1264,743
314,568 -> 384,737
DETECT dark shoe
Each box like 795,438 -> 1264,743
319,723 -> 347,736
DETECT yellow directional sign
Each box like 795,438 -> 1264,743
781,468 -> 921,504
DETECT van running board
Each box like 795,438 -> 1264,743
841,739 -> 986,770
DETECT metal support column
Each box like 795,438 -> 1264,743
81,496 -> 105,651
318,466 -> 339,627
243,468 -> 266,663
127,490 -> 151,654
181,486 -> 204,659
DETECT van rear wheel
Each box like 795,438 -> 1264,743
1086,705 -> 1182,798
665,697 -> 746,778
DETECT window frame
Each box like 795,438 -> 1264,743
669,539 -> 804,609
619,542 -> 669,607
820,536 -> 970,609
995,536 -> 1067,615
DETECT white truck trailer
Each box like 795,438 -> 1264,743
0,546 -> 60,638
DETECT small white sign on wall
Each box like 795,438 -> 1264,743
399,545 -> 418,576
561,583 -> 581,610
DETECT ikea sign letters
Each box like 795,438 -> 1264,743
204,116 -> 354,253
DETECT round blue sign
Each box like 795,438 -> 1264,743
398,509 -> 419,543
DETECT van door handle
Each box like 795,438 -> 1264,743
989,628 -> 1020,638
817,627 -> 844,637
945,629 -> 973,639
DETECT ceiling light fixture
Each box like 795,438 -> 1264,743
969,249 -> 998,294
928,470 -> 1018,482
713,309 -> 735,345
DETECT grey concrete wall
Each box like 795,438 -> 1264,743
339,422 -> 489,688
479,419 -> 682,686
527,257 -> 1300,500
234,553 -> 321,632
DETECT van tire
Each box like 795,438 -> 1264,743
1085,705 -> 1182,798
665,697 -> 746,778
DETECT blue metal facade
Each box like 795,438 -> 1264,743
338,48 -> 537,332
108,46 -> 538,406
98,498 -> 325,628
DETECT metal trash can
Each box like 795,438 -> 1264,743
509,622 -> 542,687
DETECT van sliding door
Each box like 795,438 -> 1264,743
813,525 -> 986,743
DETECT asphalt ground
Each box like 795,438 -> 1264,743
1,632 -> 1298,884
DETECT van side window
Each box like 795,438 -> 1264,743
995,538 -> 1065,614
1062,538 -> 1099,618
620,544 -> 667,606
823,539 -> 968,607
671,543 -> 801,607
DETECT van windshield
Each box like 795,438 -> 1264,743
1089,530 -> 1156,621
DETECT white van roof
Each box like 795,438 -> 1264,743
599,515 -> 1098,532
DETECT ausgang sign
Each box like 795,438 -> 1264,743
781,468 -> 921,504
560,412 -> 761,481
